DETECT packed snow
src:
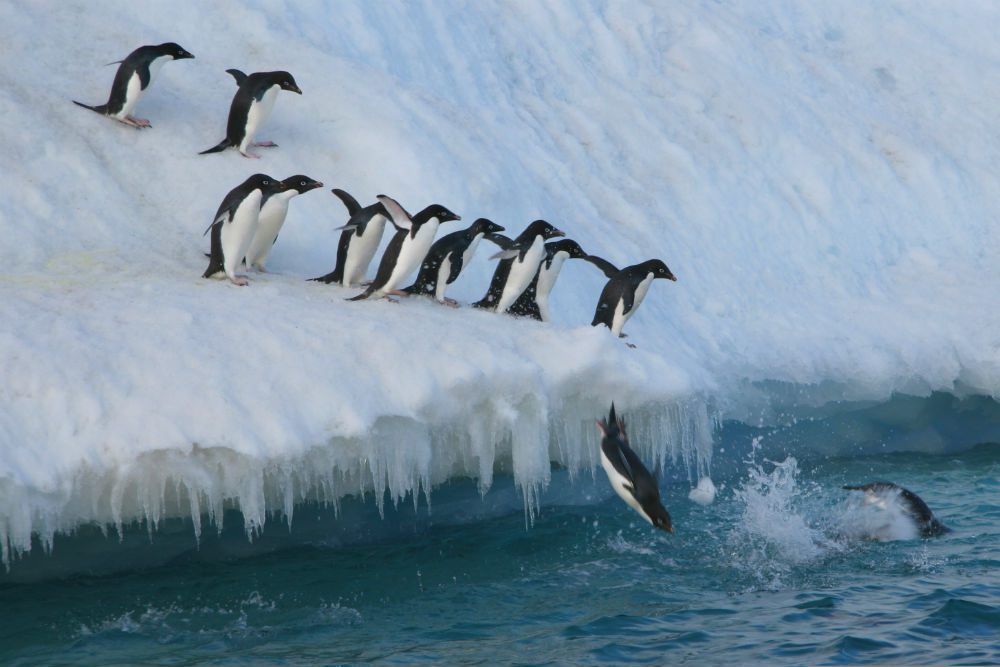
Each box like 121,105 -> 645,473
2,0 -> 999,567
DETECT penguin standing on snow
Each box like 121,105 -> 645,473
403,218 -> 506,305
310,189 -> 389,287
590,258 -> 677,338
73,42 -> 194,128
843,482 -> 950,538
597,403 -> 673,532
199,70 -> 302,158
203,174 -> 288,285
244,174 -> 324,271
349,195 -> 461,301
508,238 -> 590,321
472,220 -> 564,312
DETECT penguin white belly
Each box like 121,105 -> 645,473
343,214 -> 387,286
383,220 -> 440,292
434,254 -> 453,301
221,191 -> 263,280
115,72 -> 144,119
461,233 -> 484,271
611,273 -> 654,335
600,451 -> 652,525
535,252 -> 568,322
497,237 -> 545,312
245,193 -> 293,269
241,85 -> 279,151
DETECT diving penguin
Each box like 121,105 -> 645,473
472,220 -> 564,312
309,189 -> 389,287
348,195 -> 461,301
403,218 -> 506,305
590,258 -> 677,338
199,70 -> 302,158
843,481 -> 950,538
597,403 -> 673,532
508,238 -> 590,321
244,174 -> 324,271
73,42 -> 194,128
203,174 -> 288,285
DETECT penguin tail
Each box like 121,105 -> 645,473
199,139 -> 230,155
309,267 -> 343,284
347,286 -> 376,301
203,258 -> 224,279
471,299 -> 492,310
73,100 -> 107,115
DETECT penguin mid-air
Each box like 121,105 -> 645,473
473,220 -> 564,312
597,403 -> 673,532
843,481 -> 950,538
508,238 -> 590,321
349,195 -> 461,301
309,189 -> 389,287
73,42 -> 194,128
590,258 -> 677,339
203,174 -> 288,285
244,174 -> 324,271
403,218 -> 506,305
199,70 -> 302,158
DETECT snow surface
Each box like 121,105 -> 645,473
2,0 -> 1000,566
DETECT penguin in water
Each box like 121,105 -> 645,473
508,238 -> 590,321
403,218 -> 506,305
843,482 -> 950,538
309,189 -> 389,287
203,174 -> 288,285
244,174 -> 324,271
589,258 -> 677,339
73,42 -> 194,128
597,403 -> 673,532
349,195 -> 461,301
472,220 -> 564,312
199,70 -> 302,158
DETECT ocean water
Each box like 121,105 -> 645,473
1,435 -> 997,666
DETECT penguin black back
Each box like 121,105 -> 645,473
843,481 -> 950,537
405,218 -> 505,296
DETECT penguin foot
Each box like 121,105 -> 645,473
253,141 -> 278,148
229,276 -> 249,286
119,116 -> 150,129
387,290 -> 409,297
439,298 -> 460,308
239,150 -> 262,159
383,296 -> 400,304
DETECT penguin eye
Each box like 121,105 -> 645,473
263,179 -> 270,185
300,180 -> 306,186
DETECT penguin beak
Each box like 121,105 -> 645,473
666,272 -> 677,282
551,228 -> 566,238
289,84 -> 303,94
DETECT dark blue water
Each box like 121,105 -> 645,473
1,443 -> 998,665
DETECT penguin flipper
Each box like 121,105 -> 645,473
226,68 -> 248,85
490,248 -> 520,261
485,233 -> 515,250
73,100 -> 108,115
586,254 -> 620,279
600,438 -> 637,488
199,139 -> 230,155
331,188 -> 363,216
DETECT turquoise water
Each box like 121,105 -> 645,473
1,442 -> 998,665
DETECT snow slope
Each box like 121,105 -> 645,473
2,0 -> 999,566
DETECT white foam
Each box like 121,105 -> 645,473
688,477 -> 717,506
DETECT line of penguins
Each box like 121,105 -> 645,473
74,41 -> 677,337
74,44 -> 949,537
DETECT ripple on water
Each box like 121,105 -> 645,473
913,598 -> 1000,639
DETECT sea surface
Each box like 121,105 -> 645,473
1,439 -> 998,665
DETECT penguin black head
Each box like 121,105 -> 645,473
274,71 -> 302,94
641,259 -> 677,282
415,204 -> 461,225
246,173 -> 288,196
158,42 -> 194,60
281,174 -> 324,194
548,239 -> 587,259
524,219 -> 565,240
472,218 -> 505,235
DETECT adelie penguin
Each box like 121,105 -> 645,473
203,174 -> 289,286
200,69 -> 302,158
508,238 -> 590,321
590,257 -> 677,340
73,42 -> 194,128
597,403 -> 673,532
349,195 -> 461,301
310,189 -> 389,287
403,218 -> 506,305
244,175 -> 324,272
472,220 -> 564,312
843,481 -> 950,539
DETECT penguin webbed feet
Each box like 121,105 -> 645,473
229,275 -> 249,286
239,150 -> 263,159
119,116 -> 151,129
439,297 -> 460,308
